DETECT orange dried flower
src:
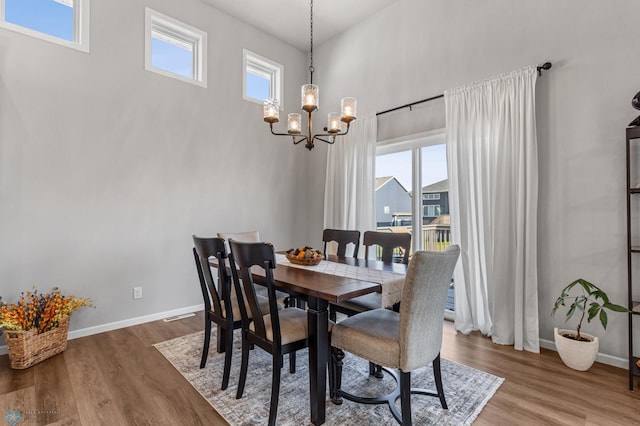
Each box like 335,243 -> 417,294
0,287 -> 92,334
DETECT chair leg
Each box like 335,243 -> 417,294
331,347 -> 344,405
200,319 -> 211,369
289,351 -> 296,374
400,371 -> 412,426
221,326 -> 233,390
268,356 -> 282,426
433,354 -> 448,410
369,362 -> 383,378
329,306 -> 337,323
236,333 -> 250,399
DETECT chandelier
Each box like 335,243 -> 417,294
262,0 -> 357,151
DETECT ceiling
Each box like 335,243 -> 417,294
200,0 -> 398,51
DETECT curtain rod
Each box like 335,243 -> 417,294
376,62 -> 552,117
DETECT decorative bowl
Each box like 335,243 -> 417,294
286,254 -> 323,266
286,246 -> 324,266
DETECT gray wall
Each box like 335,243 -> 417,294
309,0 -> 640,360
0,0 -> 312,336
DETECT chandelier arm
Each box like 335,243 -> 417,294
313,136 -> 336,145
292,136 -> 308,145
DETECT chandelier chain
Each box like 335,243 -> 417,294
309,0 -> 314,83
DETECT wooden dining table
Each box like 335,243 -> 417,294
211,253 -> 407,425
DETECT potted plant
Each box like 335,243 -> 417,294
551,278 -> 628,371
0,287 -> 92,369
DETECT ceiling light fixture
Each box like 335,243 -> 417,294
262,0 -> 357,151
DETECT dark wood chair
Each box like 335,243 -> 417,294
192,235 -> 245,390
322,228 -> 360,258
330,246 -> 460,425
229,240 -> 310,426
364,230 -> 411,264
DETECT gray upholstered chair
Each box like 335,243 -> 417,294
329,245 -> 460,425
228,240 -> 311,426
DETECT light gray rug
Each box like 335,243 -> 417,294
154,330 -> 503,425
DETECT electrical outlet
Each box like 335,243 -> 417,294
133,287 -> 143,300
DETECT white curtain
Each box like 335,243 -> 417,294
445,66 -> 539,352
324,114 -> 377,256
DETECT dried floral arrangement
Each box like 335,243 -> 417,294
0,287 -> 92,334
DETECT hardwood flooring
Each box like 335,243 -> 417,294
1,312 -> 639,425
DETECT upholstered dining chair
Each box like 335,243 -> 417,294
192,235 -> 269,390
322,228 -> 360,258
364,230 -> 412,264
228,240 -> 311,426
329,245 -> 460,425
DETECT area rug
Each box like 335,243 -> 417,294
154,331 -> 503,425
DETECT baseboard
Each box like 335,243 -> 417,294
539,337 -> 628,370
0,304 -> 204,356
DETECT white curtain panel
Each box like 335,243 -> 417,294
445,66 -> 539,352
323,114 -> 377,256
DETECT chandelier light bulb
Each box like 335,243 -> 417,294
288,113 -> 302,134
263,98 -> 279,123
302,84 -> 319,112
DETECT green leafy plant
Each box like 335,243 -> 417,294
551,278 -> 629,341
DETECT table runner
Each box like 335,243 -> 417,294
276,254 -> 405,307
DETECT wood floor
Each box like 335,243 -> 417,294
1,311 -> 639,425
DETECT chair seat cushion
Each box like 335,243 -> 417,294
251,307 -> 309,345
331,308 -> 400,369
332,292 -> 382,314
221,294 -> 270,321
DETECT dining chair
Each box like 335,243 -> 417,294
192,235 -> 269,390
218,230 -> 295,307
329,230 -> 411,323
228,240 -> 311,426
329,245 -> 460,425
322,228 -> 360,258
363,230 -> 412,264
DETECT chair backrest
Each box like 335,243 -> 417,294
192,235 -> 233,320
399,245 -> 460,372
217,231 -> 261,253
228,240 -> 282,347
363,231 -> 411,264
322,229 -> 360,258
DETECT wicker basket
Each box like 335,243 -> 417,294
4,317 -> 69,369
286,254 -> 324,266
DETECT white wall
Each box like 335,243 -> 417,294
309,0 -> 640,360
0,0 -> 311,338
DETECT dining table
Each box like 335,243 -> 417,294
211,252 -> 407,425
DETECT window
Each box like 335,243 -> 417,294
423,193 -> 440,200
243,49 -> 283,108
0,0 -> 90,52
423,205 -> 441,217
145,8 -> 207,87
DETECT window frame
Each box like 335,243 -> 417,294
423,193 -> 441,201
0,0 -> 91,53
243,49 -> 283,109
144,7 -> 207,88
423,204 -> 441,217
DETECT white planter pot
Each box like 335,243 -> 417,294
554,327 -> 599,371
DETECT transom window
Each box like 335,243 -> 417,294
243,49 -> 283,108
423,193 -> 441,200
0,0 -> 90,52
145,8 -> 207,87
